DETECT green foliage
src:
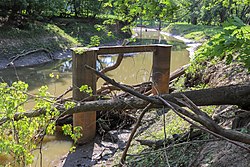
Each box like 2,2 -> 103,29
79,84 -> 93,96
64,101 -> 76,110
163,22 -> 222,41
45,23 -> 80,46
1,0 -> 249,29
0,0 -> 101,18
150,111 -> 189,140
195,17 -> 250,71
0,81 -> 55,165
141,0 -> 178,22
0,81 -> 80,166
173,0 -> 250,25
89,35 -> 101,47
62,124 -> 82,143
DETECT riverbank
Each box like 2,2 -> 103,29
1,21 -> 249,166
0,18 -> 126,69
0,22 -> 218,70
162,22 -> 222,42
133,27 -> 201,59
120,23 -> 250,167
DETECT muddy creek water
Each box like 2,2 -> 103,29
0,28 -> 191,166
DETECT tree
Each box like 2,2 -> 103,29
172,0 -> 250,25
141,0 -> 178,30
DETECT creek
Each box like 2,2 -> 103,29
0,28 -> 194,166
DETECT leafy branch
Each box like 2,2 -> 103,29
194,16 -> 250,71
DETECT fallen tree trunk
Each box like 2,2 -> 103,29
56,63 -> 188,102
0,84 -> 248,125
66,83 -> 250,115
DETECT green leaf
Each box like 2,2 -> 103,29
79,85 -> 93,95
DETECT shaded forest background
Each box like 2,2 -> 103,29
1,0 -> 250,28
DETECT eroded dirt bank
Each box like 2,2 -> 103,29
185,61 -> 250,167
0,49 -> 72,70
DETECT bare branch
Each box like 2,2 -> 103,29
119,103 -> 152,166
157,96 -> 250,150
85,65 -> 160,104
98,39 -> 129,78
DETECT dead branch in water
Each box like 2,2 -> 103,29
97,39 -> 129,79
170,64 -> 190,81
55,63 -> 189,103
7,48 -> 54,66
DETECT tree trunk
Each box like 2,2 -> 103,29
191,15 -> 198,25
66,84 -> 250,115
0,84 -> 249,124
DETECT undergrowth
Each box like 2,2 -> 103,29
183,17 -> 249,89
126,142 -> 202,167
120,106 -> 215,167
194,17 -> 250,71
163,22 -> 222,41
0,18 -> 125,57
0,22 -> 79,56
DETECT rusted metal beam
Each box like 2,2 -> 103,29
72,49 -> 97,144
152,45 -> 171,94
82,44 -> 172,55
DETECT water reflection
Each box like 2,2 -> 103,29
0,60 -> 72,91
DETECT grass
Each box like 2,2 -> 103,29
126,142 -> 203,167
0,18 -> 125,57
142,110 -> 190,140
121,104 -> 217,167
0,22 -> 78,57
55,19 -> 120,45
162,22 -> 223,41
121,108 -> 207,167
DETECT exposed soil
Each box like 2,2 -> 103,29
190,141 -> 250,167
62,130 -> 131,167
203,62 -> 250,87
184,62 -> 250,167
0,49 -> 72,70
0,17 -> 126,70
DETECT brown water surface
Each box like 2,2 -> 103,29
0,28 -> 190,166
